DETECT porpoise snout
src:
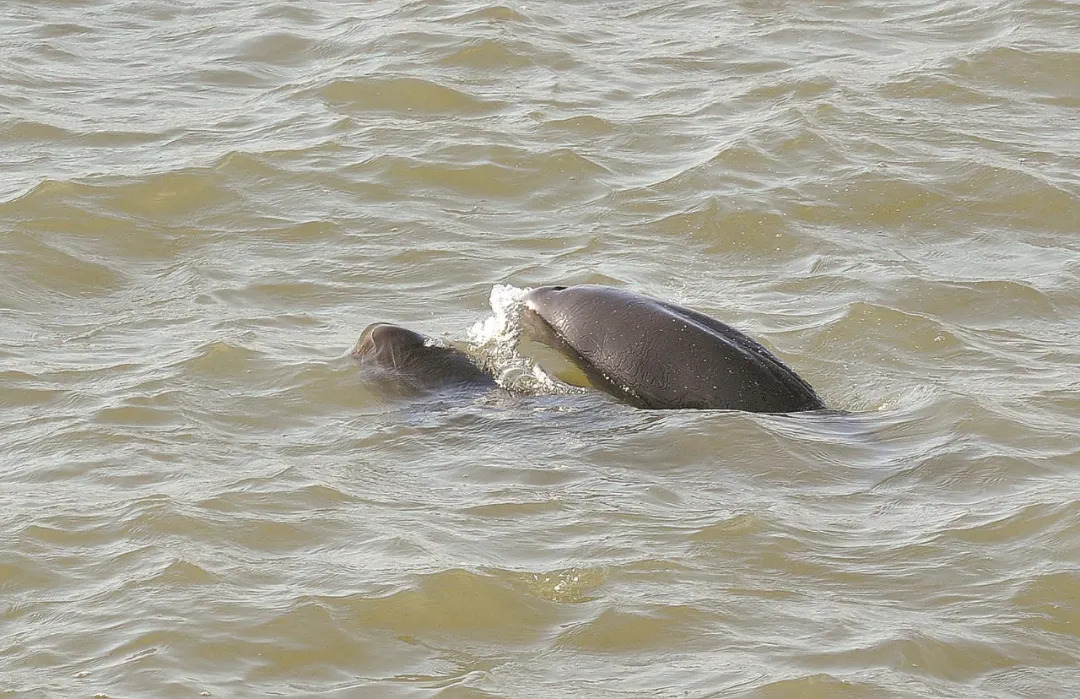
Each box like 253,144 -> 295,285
523,285 -> 568,315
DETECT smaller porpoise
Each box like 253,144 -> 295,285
523,285 -> 824,413
352,323 -> 496,397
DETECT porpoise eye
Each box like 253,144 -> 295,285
551,286 -> 568,291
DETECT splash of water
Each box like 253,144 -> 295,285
467,284 -> 579,396
466,284 -> 529,347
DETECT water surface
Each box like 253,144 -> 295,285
2,0 -> 1079,696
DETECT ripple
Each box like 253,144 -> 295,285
445,5 -> 532,25
1014,570 -> 1080,637
941,501 -> 1080,546
739,674 -> 873,699
93,402 -> 185,429
178,340 -> 265,379
439,38 -> 534,69
335,568 -> 553,638
194,66 -> 273,89
952,45 -> 1080,101
231,30 -> 327,66
541,114 -> 618,136
145,557 -> 222,586
835,630 -> 1032,685
556,605 -> 714,653
1,229 -> 129,303
814,300 -> 964,359
0,118 -> 74,142
320,77 -> 502,115
652,197 -> 797,255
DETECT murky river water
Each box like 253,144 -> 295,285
3,0 -> 1079,696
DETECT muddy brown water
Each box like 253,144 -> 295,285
2,0 -> 1079,696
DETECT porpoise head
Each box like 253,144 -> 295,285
523,285 -> 664,407
353,323 -> 428,368
353,322 -> 495,395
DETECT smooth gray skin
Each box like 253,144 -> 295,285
523,285 -> 825,413
352,323 -> 496,396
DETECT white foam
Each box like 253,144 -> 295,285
466,283 -> 529,347
467,284 -> 578,396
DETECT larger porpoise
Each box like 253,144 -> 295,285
523,285 -> 824,413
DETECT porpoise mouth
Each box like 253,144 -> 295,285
521,302 -> 555,337
520,304 -> 577,365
